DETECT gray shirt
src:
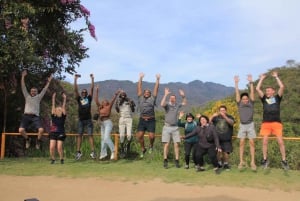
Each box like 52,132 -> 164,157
163,102 -> 183,125
237,100 -> 254,124
22,84 -> 48,116
138,96 -> 156,117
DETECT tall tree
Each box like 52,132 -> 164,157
0,0 -> 96,132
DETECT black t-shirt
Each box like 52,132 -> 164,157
261,94 -> 282,122
77,95 -> 92,120
50,114 -> 66,133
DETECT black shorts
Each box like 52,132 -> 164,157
20,114 -> 42,130
137,118 -> 156,133
220,141 -> 233,153
49,132 -> 66,141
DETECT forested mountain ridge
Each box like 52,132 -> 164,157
78,80 -> 235,107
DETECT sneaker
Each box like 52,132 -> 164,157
50,159 -> 55,164
60,159 -> 64,164
140,148 -> 147,158
218,161 -> 223,168
197,166 -> 205,171
261,159 -> 269,169
214,167 -> 221,174
35,139 -> 41,150
99,154 -> 107,160
110,153 -> 115,160
175,160 -> 180,168
75,152 -> 82,160
223,164 -> 230,171
163,159 -> 168,169
90,151 -> 96,159
281,160 -> 289,170
148,147 -> 153,154
25,138 -> 31,149
184,164 -> 189,169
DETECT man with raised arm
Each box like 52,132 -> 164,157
19,70 -> 52,149
256,71 -> 288,170
74,74 -> 96,160
136,72 -> 160,158
160,88 -> 186,168
234,74 -> 257,171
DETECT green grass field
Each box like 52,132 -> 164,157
1,156 -> 300,192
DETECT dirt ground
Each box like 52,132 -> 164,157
1,175 -> 299,201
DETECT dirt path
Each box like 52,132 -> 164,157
0,175 -> 299,201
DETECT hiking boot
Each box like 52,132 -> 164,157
175,160 -> 180,168
60,159 -> 64,164
163,159 -> 168,169
223,164 -> 230,171
281,160 -> 289,171
35,139 -> 42,150
90,151 -> 96,159
140,148 -> 147,158
75,152 -> 82,160
50,159 -> 55,164
261,159 -> 269,169
25,138 -> 31,149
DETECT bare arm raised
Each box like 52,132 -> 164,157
272,71 -> 284,97
256,73 -> 266,98
153,74 -> 160,97
160,87 -> 170,107
137,72 -> 144,97
179,89 -> 187,106
247,74 -> 254,101
234,75 -> 240,102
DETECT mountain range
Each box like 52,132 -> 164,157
79,79 -> 235,107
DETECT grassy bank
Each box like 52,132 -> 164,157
1,157 -> 300,192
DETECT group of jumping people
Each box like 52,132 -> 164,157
18,70 -> 289,172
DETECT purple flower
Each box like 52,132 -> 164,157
88,23 -> 97,40
80,5 -> 90,16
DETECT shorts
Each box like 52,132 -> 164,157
137,118 -> 156,133
220,141 -> 232,153
78,119 -> 93,135
161,125 -> 181,143
237,122 -> 256,139
49,132 -> 66,141
260,122 -> 283,137
19,114 -> 42,130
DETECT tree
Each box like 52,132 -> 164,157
0,0 -> 96,132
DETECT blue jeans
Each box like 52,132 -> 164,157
100,119 -> 114,157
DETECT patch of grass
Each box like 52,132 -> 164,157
1,157 -> 300,191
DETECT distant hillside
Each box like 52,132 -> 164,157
78,80 -> 235,107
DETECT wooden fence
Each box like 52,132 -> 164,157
1,132 -> 300,160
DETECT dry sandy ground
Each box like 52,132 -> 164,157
0,175 -> 299,201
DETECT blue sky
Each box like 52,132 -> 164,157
67,0 -> 300,88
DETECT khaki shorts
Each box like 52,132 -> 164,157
260,122 -> 283,137
237,122 -> 256,139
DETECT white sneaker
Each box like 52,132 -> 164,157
110,153 -> 115,160
99,154 -> 107,160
